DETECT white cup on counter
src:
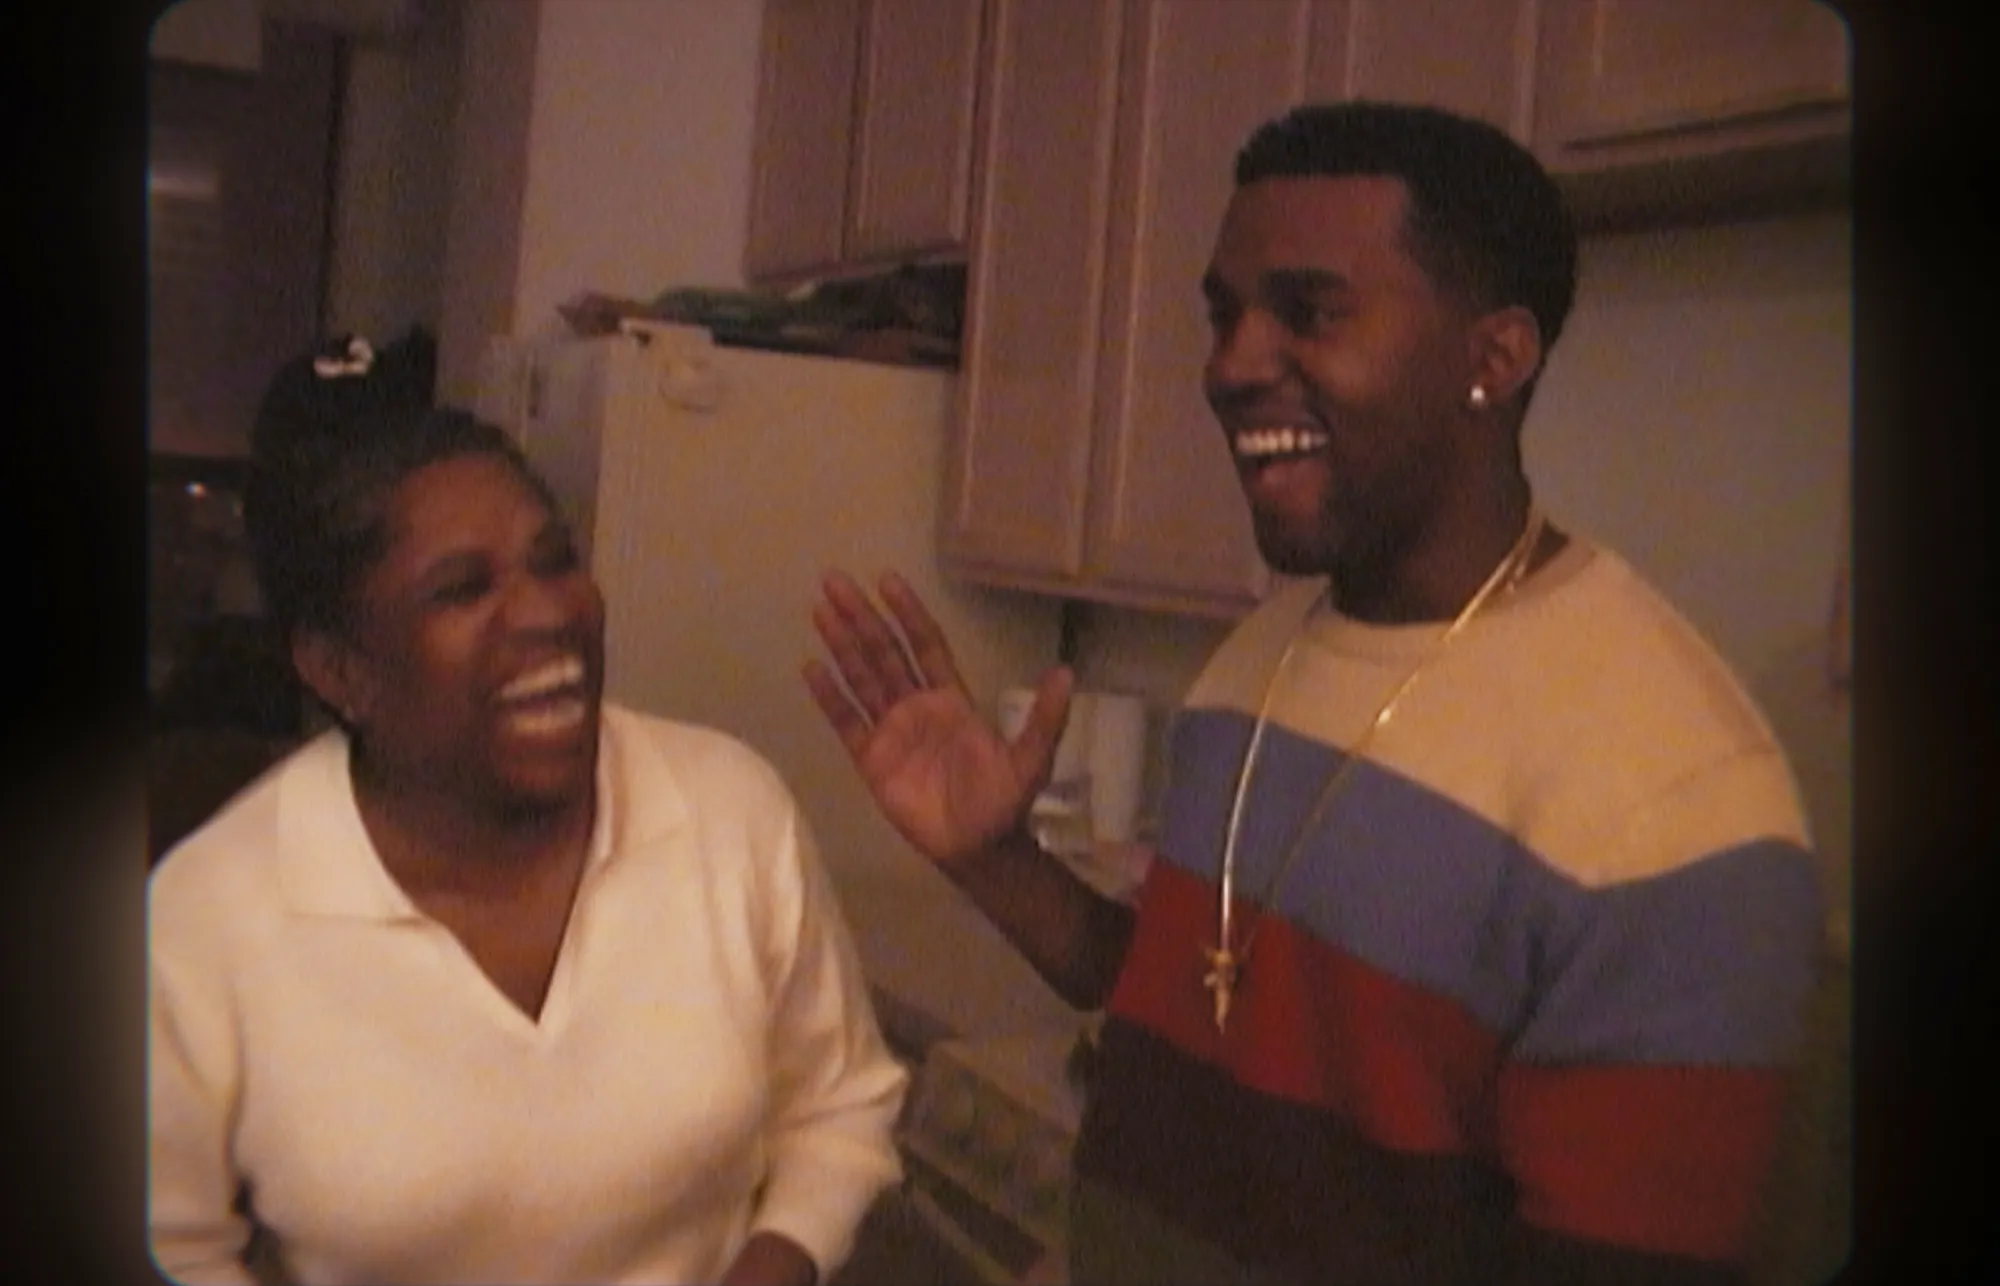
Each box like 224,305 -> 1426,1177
996,687 -> 1150,852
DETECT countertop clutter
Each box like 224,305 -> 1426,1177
555,260 -> 966,370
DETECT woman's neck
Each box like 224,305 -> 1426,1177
348,750 -> 596,897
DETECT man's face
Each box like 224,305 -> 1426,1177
1201,175 -> 1483,579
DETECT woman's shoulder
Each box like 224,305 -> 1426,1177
148,733 -> 341,918
148,726 -> 298,863
599,705 -> 814,879
602,704 -> 793,804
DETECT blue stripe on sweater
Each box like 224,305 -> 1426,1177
1153,707 -> 1823,1065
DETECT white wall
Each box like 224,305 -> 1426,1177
510,0 -> 763,336
433,0 -> 765,403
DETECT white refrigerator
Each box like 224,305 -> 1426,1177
474,322 -> 1083,1041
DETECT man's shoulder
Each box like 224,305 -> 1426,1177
1524,541 -> 1781,745
1185,577 -> 1328,704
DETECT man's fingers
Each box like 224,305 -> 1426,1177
811,598 -> 903,723
822,571 -> 926,703
1007,665 -> 1075,790
879,572 -> 967,696
802,658 -> 873,761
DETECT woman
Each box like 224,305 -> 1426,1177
148,340 -> 906,1285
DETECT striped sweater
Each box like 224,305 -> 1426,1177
1070,537 -> 1824,1286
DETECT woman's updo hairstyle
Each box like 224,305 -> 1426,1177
243,327 -> 549,643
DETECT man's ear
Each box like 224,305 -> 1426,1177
293,630 -> 372,727
1466,304 -> 1545,411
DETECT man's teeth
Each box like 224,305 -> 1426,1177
1234,426 -> 1329,460
499,656 -> 586,702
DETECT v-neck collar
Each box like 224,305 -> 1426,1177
270,707 -> 690,1037
273,711 -> 661,919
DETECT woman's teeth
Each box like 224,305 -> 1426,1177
497,657 -> 592,737
499,655 -> 587,702
1234,426 -> 1329,461
506,697 -> 587,736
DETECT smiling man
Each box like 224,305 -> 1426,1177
805,102 -> 1823,1286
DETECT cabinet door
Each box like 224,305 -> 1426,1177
943,0 -> 1124,583
744,0 -> 862,282
1303,0 -> 1538,141
845,0 -> 985,263
1534,0 -> 1850,169
1085,0 -> 1348,613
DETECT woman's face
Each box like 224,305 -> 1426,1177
310,452 -> 607,813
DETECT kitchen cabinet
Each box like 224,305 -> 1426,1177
940,0 -> 1848,616
1535,0 -> 1849,164
742,0 -> 858,282
1309,0 -> 1540,139
1532,0 -> 1851,221
947,0 -> 1530,617
938,0 -> 1122,601
743,0 -> 984,284
946,0 -> 1341,618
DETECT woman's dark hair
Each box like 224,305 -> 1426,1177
1235,101 -> 1579,354
243,329 -> 554,642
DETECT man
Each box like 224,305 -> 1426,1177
803,102 -> 1823,1286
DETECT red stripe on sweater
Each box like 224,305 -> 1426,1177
1108,860 -> 1502,1155
1496,1061 -> 1792,1262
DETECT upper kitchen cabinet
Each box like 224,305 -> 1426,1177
940,0 -> 1122,600
1304,0 -> 1540,139
949,0 -> 1378,618
743,0 -> 985,284
941,0 -> 1849,618
1532,0 -> 1852,222
743,0 -> 859,282
949,0 -> 1518,617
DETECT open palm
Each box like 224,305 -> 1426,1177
803,571 -> 1071,869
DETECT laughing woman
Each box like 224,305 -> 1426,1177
148,349 -> 905,1285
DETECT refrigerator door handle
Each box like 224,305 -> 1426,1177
655,353 -> 722,413
617,318 -> 724,412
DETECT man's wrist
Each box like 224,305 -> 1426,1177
942,821 -> 1041,887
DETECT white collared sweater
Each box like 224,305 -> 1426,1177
148,705 -> 907,1285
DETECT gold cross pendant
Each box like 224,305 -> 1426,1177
1201,944 -> 1238,1034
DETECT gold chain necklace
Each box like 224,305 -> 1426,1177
1202,508 -> 1546,1033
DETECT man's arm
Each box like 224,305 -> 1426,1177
803,570 -> 1136,1010
938,826 -> 1136,1010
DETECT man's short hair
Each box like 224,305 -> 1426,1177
1235,101 -> 1579,352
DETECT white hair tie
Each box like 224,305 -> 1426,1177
312,336 -> 375,380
